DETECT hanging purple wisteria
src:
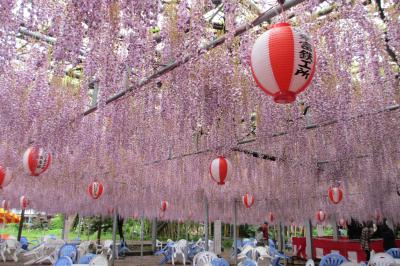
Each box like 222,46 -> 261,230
0,0 -> 398,225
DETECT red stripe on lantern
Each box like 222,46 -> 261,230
269,23 -> 294,93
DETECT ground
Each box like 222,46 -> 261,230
1,251 -> 306,265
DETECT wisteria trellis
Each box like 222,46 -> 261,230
0,0 -> 399,225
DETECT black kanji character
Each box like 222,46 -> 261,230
295,67 -> 310,79
301,41 -> 312,52
299,49 -> 313,61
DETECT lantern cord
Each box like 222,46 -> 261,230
278,1 -> 287,22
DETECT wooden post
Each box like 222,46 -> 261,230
204,197 -> 209,251
151,218 -> 157,253
61,214 -> 66,240
97,216 -> 102,245
233,200 -> 238,265
214,220 -> 222,255
278,222 -> 284,251
17,209 -> 25,241
140,216 -> 144,257
305,219 -> 313,260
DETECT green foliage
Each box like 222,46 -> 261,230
222,238 -> 233,249
49,214 -> 64,230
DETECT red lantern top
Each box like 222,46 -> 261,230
87,181 -> 104,199
210,156 -> 231,185
23,147 -> 52,176
242,193 -> 255,208
250,23 -> 316,103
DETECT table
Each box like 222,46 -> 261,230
292,237 -> 400,262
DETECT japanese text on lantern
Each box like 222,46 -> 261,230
295,33 -> 313,79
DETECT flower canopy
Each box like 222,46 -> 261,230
0,0 -> 399,225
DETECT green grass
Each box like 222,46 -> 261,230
0,225 -> 118,241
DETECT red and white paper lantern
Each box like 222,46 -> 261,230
1,200 -> 10,210
210,156 -> 231,185
0,166 -> 12,188
250,22 -> 316,104
87,181 -> 104,199
242,193 -> 255,208
23,147 -> 52,176
20,196 -> 29,209
316,210 -> 326,222
267,211 -> 275,223
160,200 -> 169,212
328,186 -> 343,204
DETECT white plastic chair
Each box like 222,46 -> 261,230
23,238 -> 65,265
237,245 -> 254,261
254,246 -> 273,263
156,239 -> 163,250
172,239 -> 188,265
89,254 -> 109,266
192,251 -> 217,266
4,239 -> 22,262
101,240 -> 118,260
368,253 -> 396,266
306,259 -> 315,266
340,262 -> 359,266
0,240 -> 7,262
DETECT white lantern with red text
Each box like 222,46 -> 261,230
0,166 -> 12,188
316,210 -> 326,223
328,186 -> 343,204
87,181 -> 104,199
1,200 -> 10,210
23,147 -> 51,176
20,196 -> 29,209
210,156 -> 231,185
242,193 -> 255,208
160,201 -> 169,212
250,23 -> 316,104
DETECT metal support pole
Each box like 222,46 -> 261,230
151,218 -> 157,253
111,209 -> 118,266
17,209 -> 25,241
140,216 -> 144,257
204,198 -> 209,251
305,219 -> 313,260
233,200 -> 238,265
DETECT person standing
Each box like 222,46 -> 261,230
261,222 -> 269,243
360,221 -> 374,261
382,219 -> 397,251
